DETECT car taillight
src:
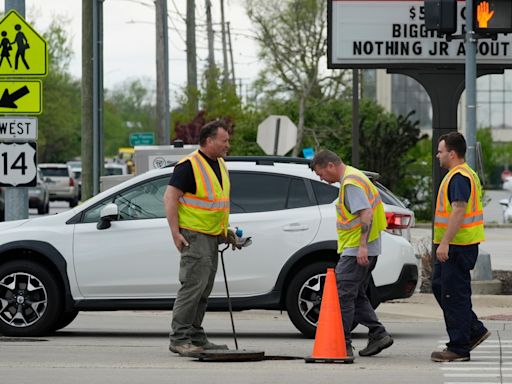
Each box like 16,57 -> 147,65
385,212 -> 412,230
69,177 -> 75,187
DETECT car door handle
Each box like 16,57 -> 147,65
282,223 -> 309,232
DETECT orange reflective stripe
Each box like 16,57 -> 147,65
192,154 -> 215,200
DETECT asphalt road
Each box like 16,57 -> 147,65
1,307 -> 511,384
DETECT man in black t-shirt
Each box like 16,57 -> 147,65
164,120 -> 231,357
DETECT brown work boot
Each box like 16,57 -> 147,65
470,330 -> 491,351
193,341 -> 229,350
431,350 -> 470,362
169,343 -> 204,357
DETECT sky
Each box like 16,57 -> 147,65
1,0 -> 261,105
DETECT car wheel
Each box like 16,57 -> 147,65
52,310 -> 79,332
0,260 -> 63,336
37,201 -> 45,215
285,261 -> 336,338
44,200 -> 50,214
69,198 -> 78,208
285,261 -> 381,338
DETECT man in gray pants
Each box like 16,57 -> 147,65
311,149 -> 393,358
164,120 -> 233,357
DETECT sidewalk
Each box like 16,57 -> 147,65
378,293 -> 512,321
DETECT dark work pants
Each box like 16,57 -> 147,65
431,244 -> 486,356
170,229 -> 219,346
335,255 -> 388,347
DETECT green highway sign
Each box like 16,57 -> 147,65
129,132 -> 155,146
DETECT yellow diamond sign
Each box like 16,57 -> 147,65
0,10 -> 48,77
0,80 -> 42,115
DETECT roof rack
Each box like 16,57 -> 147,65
225,156 -> 310,165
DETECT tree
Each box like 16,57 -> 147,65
359,101 -> 428,192
38,18 -> 81,162
103,78 -> 157,156
246,0 -> 349,156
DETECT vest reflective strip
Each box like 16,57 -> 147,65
336,194 -> 382,221
191,154 -> 215,200
434,213 -> 484,226
179,196 -> 229,210
344,175 -> 377,204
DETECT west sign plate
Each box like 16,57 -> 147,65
328,0 -> 512,68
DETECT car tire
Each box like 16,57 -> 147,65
37,201 -> 46,215
0,260 -> 63,336
69,198 -> 78,208
285,261 -> 381,338
52,310 -> 79,332
44,200 -> 50,214
285,261 -> 336,339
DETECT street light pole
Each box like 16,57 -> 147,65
466,0 -> 477,169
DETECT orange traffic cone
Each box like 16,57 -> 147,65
305,268 -> 354,363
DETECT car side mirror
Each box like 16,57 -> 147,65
97,203 -> 119,230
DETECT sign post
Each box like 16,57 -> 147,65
0,6 -> 47,221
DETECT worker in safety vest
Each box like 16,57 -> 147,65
430,132 -> 490,363
164,120 -> 236,357
311,149 -> 393,359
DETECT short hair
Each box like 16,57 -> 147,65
310,149 -> 342,170
439,132 -> 466,159
199,119 -> 229,146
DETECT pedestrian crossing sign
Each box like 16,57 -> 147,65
0,10 -> 48,77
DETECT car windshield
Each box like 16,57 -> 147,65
40,168 -> 69,177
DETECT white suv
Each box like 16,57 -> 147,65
0,157 -> 418,337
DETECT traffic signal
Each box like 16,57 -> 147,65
424,0 -> 457,35
474,0 -> 512,33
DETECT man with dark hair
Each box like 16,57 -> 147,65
164,120 -> 232,357
431,132 -> 490,363
311,149 -> 393,359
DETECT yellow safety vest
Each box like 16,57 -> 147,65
336,166 -> 387,253
434,163 -> 484,245
177,150 -> 230,236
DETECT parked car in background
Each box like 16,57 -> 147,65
0,157 -> 418,337
28,168 -> 50,214
0,169 -> 50,218
104,162 -> 128,176
39,163 -> 79,207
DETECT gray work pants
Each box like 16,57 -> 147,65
170,229 -> 219,346
335,255 -> 388,347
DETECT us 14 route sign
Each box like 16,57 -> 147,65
0,141 -> 37,187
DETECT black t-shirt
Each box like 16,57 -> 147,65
168,150 -> 223,194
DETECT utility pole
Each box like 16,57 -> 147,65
155,0 -> 170,145
186,0 -> 198,114
81,0 -> 94,199
352,69 -> 360,167
227,21 -> 236,85
220,0 -> 229,84
205,0 -> 215,69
